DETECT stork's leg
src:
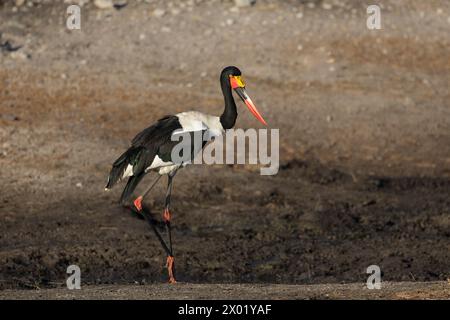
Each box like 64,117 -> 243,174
140,207 -> 172,258
163,170 -> 178,283
133,174 -> 162,212
127,170 -> 179,284
125,174 -> 173,282
126,174 -> 174,273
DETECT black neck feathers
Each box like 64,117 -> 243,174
219,74 -> 237,129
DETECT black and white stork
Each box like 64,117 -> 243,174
105,66 -> 267,283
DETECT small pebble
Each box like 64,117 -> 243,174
94,0 -> 113,9
234,0 -> 255,8
153,8 -> 165,18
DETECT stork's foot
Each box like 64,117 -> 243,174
166,255 -> 176,284
163,208 -> 172,223
133,196 -> 143,212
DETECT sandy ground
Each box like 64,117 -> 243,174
1,281 -> 449,300
0,0 -> 449,298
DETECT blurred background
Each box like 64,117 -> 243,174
0,0 -> 449,290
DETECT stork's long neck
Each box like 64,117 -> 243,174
219,76 -> 237,129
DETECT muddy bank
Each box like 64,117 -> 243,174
1,282 -> 449,300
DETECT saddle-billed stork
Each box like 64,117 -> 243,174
105,66 -> 267,283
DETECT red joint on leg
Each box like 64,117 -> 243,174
133,196 -> 143,212
166,255 -> 176,284
163,208 -> 171,223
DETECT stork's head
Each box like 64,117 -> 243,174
220,66 -> 267,126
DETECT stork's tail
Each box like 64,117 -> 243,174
105,147 -> 140,190
119,173 -> 145,204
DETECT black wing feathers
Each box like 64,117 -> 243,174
131,115 -> 182,148
120,173 -> 145,204
105,115 -> 182,197
105,147 -> 139,189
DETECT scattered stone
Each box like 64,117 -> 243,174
1,114 -> 19,121
94,0 -> 113,9
64,0 -> 89,7
15,0 -> 25,6
234,0 -> 256,7
322,3 -> 332,10
153,8 -> 165,18
113,0 -> 128,10
0,41 -> 22,52
10,51 -> 28,60
76,182 -> 83,188
226,18 -> 234,26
